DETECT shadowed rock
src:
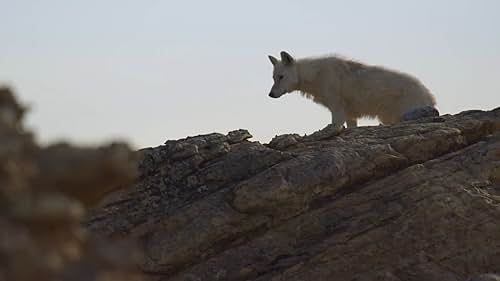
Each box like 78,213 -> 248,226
87,105 -> 500,281
400,105 -> 440,122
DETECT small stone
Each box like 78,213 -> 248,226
268,134 -> 301,150
227,129 -> 252,144
401,106 -> 440,122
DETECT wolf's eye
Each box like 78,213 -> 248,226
278,75 -> 284,80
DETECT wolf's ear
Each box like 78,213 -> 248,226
268,55 -> 279,66
280,51 -> 294,65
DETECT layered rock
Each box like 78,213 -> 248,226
87,106 -> 500,281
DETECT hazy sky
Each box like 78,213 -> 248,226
1,0 -> 499,148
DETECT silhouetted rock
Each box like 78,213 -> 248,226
87,105 -> 500,281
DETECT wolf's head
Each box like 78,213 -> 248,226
268,51 -> 299,98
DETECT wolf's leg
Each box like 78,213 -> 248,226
330,108 -> 346,130
346,119 -> 357,128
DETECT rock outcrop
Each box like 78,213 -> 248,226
87,106 -> 500,281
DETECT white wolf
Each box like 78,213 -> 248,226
268,51 -> 437,129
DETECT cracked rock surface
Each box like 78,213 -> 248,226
87,107 -> 500,281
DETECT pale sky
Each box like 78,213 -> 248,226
1,0 -> 499,148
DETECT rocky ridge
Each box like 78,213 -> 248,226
87,106 -> 500,281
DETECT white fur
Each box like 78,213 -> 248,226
268,51 -> 436,129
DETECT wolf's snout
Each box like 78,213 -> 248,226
268,92 -> 276,98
